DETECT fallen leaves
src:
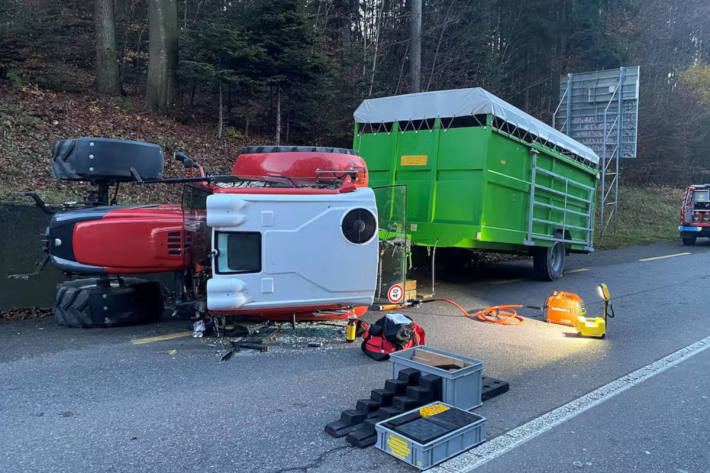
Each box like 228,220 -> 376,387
0,80 -> 264,204
0,307 -> 52,323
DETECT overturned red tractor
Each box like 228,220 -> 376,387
34,138 -> 380,327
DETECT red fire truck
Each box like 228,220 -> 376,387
680,184 -> 710,245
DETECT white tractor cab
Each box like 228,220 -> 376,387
205,189 -> 379,312
182,146 -> 409,322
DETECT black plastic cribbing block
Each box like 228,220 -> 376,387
418,373 -> 442,390
397,367 -> 421,385
360,414 -> 389,433
341,409 -> 366,426
418,373 -> 443,400
370,389 -> 394,406
346,428 -> 378,448
481,376 -> 510,401
384,378 -> 409,396
378,406 -> 403,418
356,398 -> 381,413
392,396 -> 420,411
324,420 -> 360,438
406,385 -> 434,404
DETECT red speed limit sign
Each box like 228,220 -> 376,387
387,284 -> 404,303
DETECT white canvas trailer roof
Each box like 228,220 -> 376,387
354,87 -> 599,165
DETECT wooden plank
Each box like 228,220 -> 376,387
411,349 -> 471,371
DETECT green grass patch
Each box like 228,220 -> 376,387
595,185 -> 683,249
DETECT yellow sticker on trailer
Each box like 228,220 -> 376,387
401,155 -> 428,166
387,433 -> 411,459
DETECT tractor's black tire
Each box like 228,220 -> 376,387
51,137 -> 163,182
54,278 -> 163,328
681,234 -> 697,246
533,240 -> 566,281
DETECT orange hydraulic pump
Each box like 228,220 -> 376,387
542,291 -> 585,326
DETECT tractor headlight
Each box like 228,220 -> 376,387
341,208 -> 377,244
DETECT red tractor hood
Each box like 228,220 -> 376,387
48,205 -> 186,274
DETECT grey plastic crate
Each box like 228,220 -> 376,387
375,402 -> 486,470
389,346 -> 483,410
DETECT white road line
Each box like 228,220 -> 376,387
430,334 -> 710,473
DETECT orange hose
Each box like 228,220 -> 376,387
432,298 -> 525,325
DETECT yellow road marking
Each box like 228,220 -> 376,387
131,331 -> 193,345
639,252 -> 691,262
566,268 -> 589,273
491,278 -> 525,285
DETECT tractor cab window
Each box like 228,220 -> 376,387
215,232 -> 262,274
694,190 -> 710,210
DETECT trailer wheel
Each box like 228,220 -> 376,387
54,278 -> 163,328
533,241 -> 565,281
681,234 -> 696,246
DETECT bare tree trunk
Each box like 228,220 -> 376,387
409,0 -> 422,93
426,0 -> 455,91
275,86 -> 281,145
218,80 -> 223,139
368,0 -> 385,96
95,0 -> 121,95
146,0 -> 178,114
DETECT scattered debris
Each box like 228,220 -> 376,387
218,339 -> 239,361
167,349 -> 177,356
192,319 -> 207,338
204,320 -> 347,360
220,349 -> 236,362
0,307 -> 52,323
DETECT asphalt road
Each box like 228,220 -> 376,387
471,347 -> 710,473
2,240 -> 710,473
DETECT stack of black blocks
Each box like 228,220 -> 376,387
325,368 -> 443,448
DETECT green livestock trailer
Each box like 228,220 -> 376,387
353,88 -> 599,280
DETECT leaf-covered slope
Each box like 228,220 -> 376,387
0,81 -> 262,204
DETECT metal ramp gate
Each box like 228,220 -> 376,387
524,151 -> 595,251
